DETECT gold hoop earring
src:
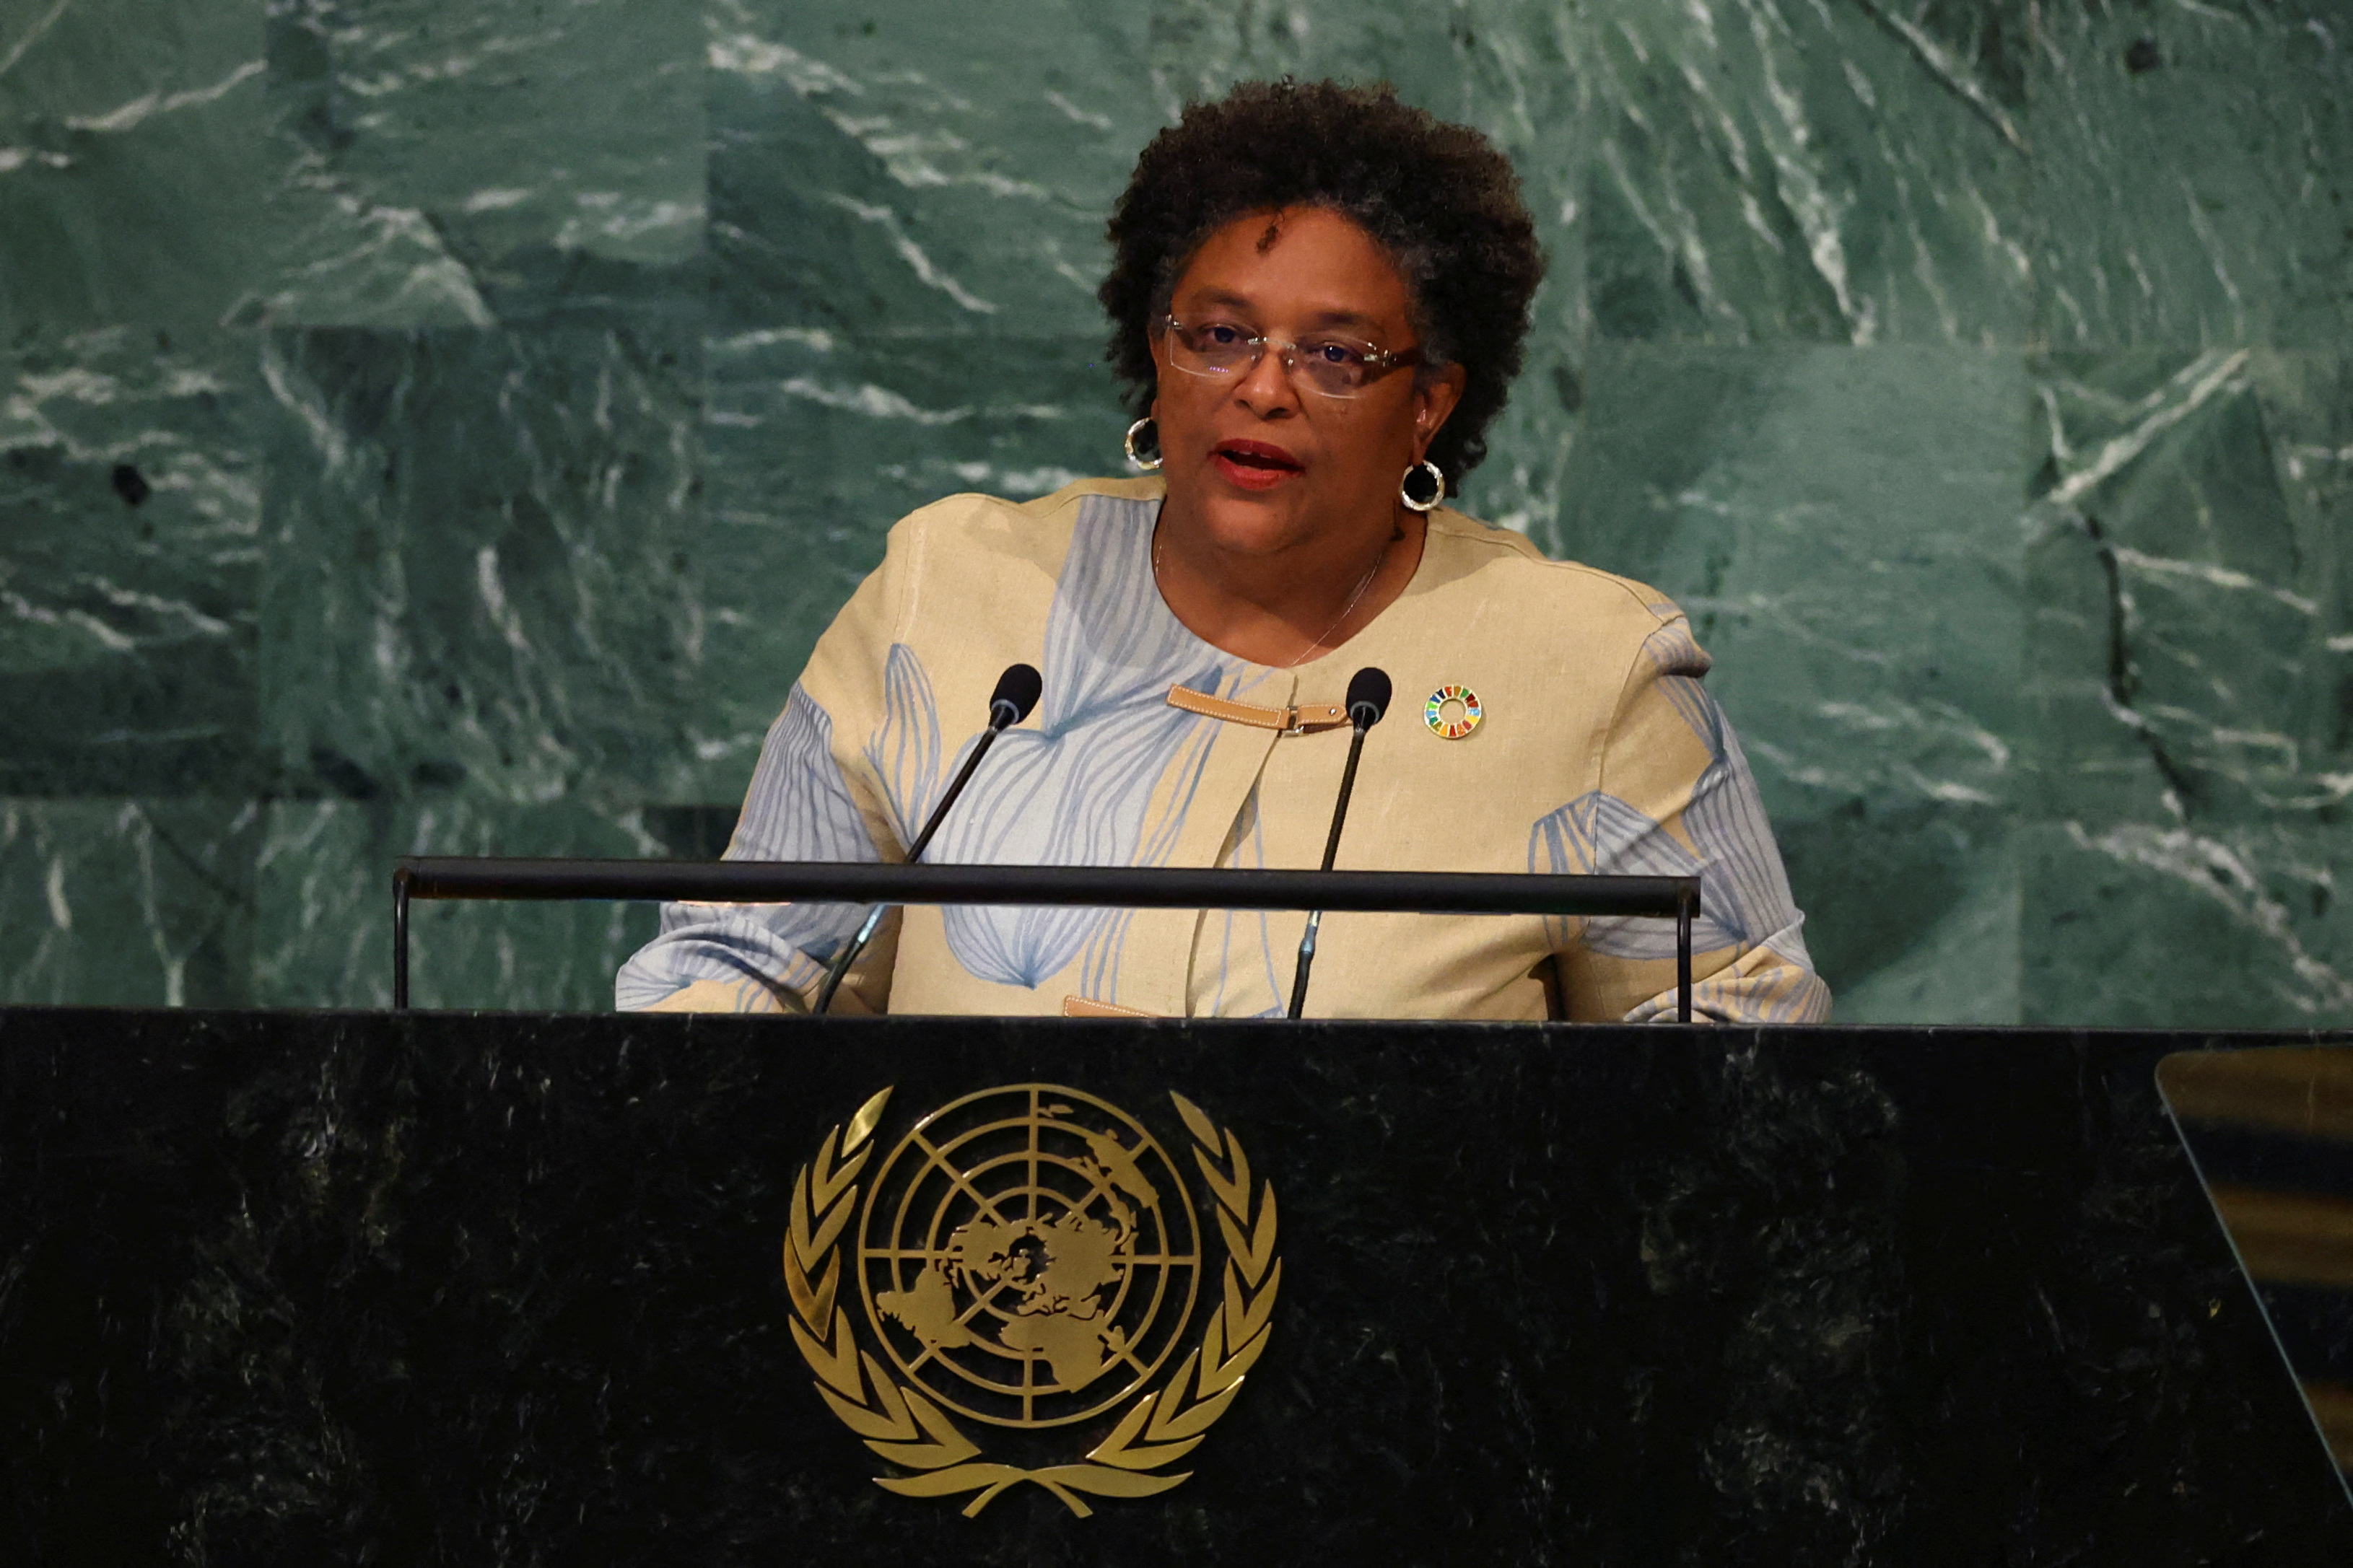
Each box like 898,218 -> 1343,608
1400,458 -> 1444,512
1124,417 -> 1163,471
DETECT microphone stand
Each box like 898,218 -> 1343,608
813,666 -> 1039,1015
1288,669 -> 1390,1019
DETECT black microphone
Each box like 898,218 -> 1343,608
1287,667 -> 1392,1019
986,662 -> 1042,737
813,662 -> 1042,1015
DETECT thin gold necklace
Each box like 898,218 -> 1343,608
1153,529 -> 1388,668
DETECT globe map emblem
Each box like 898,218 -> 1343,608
856,1085 -> 1202,1429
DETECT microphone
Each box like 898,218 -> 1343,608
1343,667 -> 1392,731
986,662 -> 1042,735
1287,667 -> 1391,1019
813,662 -> 1042,1015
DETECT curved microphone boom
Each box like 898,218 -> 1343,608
812,662 -> 1042,1015
1288,667 -> 1392,1019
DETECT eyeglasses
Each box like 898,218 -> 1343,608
1161,313 -> 1423,400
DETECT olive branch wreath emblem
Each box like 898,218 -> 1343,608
781,1087 -> 1280,1517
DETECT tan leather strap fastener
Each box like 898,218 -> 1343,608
1166,684 -> 1349,734
1061,995 -> 1165,1019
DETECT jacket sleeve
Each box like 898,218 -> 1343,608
614,527 -> 913,1016
1545,613 -> 1832,1024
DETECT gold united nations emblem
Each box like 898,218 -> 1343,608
782,1084 -> 1280,1517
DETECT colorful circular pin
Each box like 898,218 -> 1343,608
1423,683 -> 1483,739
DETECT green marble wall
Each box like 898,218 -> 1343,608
3,0 -> 2347,1022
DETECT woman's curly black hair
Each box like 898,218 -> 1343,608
1099,79 -> 1545,493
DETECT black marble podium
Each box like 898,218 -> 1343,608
4,1007 -> 2349,1564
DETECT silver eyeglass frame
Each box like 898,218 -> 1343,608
1159,313 -> 1424,399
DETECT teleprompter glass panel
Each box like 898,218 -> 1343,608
2158,1047 -> 2353,1505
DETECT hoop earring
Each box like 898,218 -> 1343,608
1124,417 -> 1163,471
1400,458 -> 1444,512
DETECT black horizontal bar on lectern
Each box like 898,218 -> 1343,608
389,857 -> 1702,1020
395,857 -> 1695,916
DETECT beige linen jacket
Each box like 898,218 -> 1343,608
618,477 -> 1828,1022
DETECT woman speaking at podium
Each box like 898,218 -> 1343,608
619,81 -> 1828,1024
